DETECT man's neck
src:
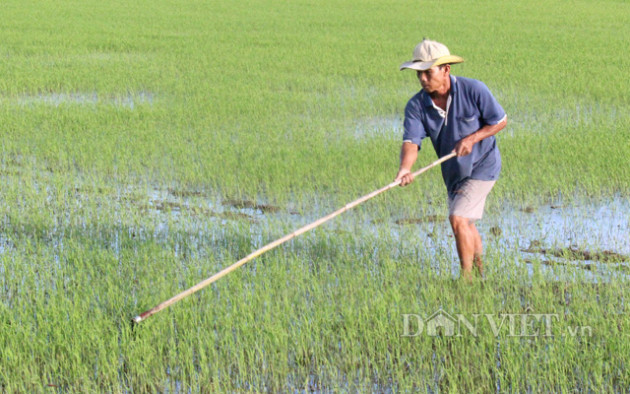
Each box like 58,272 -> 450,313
429,76 -> 451,101
429,77 -> 451,111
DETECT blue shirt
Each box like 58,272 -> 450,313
403,75 -> 506,193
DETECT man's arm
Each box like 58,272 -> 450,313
394,141 -> 419,186
454,117 -> 507,156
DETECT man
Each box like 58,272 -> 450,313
395,39 -> 507,280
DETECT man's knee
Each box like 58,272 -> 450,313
449,215 -> 473,235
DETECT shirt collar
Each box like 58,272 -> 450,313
450,75 -> 458,93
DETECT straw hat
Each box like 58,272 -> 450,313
399,39 -> 464,71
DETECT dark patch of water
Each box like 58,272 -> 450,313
166,188 -> 207,198
522,245 -> 629,263
395,215 -> 445,225
529,258 -> 630,274
223,199 -> 281,213
489,226 -> 502,237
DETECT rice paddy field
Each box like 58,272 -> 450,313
1,0 -> 630,391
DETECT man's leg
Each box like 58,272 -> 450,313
471,222 -> 483,277
449,215 -> 478,279
448,180 -> 495,280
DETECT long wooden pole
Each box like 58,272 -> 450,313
132,152 -> 456,323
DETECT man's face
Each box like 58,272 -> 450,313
416,65 -> 449,93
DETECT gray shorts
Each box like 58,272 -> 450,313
448,179 -> 496,220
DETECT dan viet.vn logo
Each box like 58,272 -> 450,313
402,308 -> 592,338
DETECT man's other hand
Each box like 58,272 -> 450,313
395,168 -> 414,186
454,135 -> 475,156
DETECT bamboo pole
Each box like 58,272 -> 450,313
132,152 -> 456,323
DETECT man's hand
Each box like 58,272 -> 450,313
396,141 -> 419,186
395,168 -> 414,186
455,118 -> 507,157
454,135 -> 475,156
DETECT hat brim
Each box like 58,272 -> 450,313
399,55 -> 464,71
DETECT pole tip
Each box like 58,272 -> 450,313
132,315 -> 143,324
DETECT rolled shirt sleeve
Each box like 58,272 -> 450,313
402,97 -> 426,148
475,81 -> 506,126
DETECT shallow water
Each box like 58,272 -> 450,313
3,178 -> 626,285
487,196 -> 629,255
353,116 -> 401,139
16,91 -> 155,109
483,196 -> 630,280
140,185 -> 630,282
